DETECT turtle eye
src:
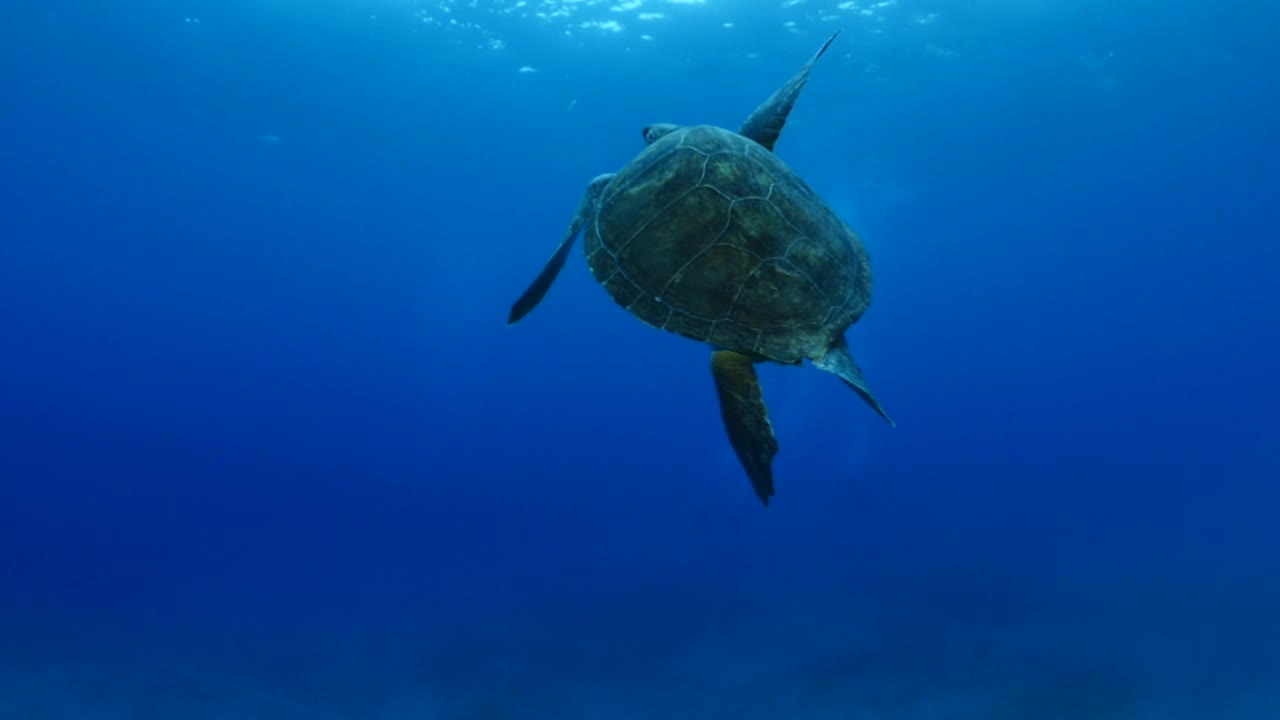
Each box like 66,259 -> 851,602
642,126 -> 652,141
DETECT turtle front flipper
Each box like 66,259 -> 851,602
711,350 -> 779,506
508,173 -> 615,325
737,30 -> 839,152
812,336 -> 895,427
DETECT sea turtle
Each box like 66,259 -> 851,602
507,31 -> 894,505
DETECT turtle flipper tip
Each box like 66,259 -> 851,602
821,29 -> 840,52
712,350 -> 779,507
506,301 -> 528,325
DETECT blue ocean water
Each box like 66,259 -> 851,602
1,0 -> 1278,717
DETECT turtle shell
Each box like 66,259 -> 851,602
584,124 -> 872,363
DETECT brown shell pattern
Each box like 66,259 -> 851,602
584,125 -> 872,363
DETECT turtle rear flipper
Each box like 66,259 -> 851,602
711,350 -> 779,506
812,337 -> 894,427
508,173 -> 614,325
738,31 -> 839,152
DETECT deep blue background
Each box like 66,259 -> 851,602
1,1 -> 1278,717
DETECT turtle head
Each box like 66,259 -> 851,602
642,123 -> 680,146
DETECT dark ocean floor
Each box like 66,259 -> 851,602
4,595 -> 1277,720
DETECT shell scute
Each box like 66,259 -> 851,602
598,146 -> 705,255
616,184 -> 728,295
663,243 -> 757,320
730,260 -> 818,328
720,197 -> 789,260
708,319 -> 760,352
